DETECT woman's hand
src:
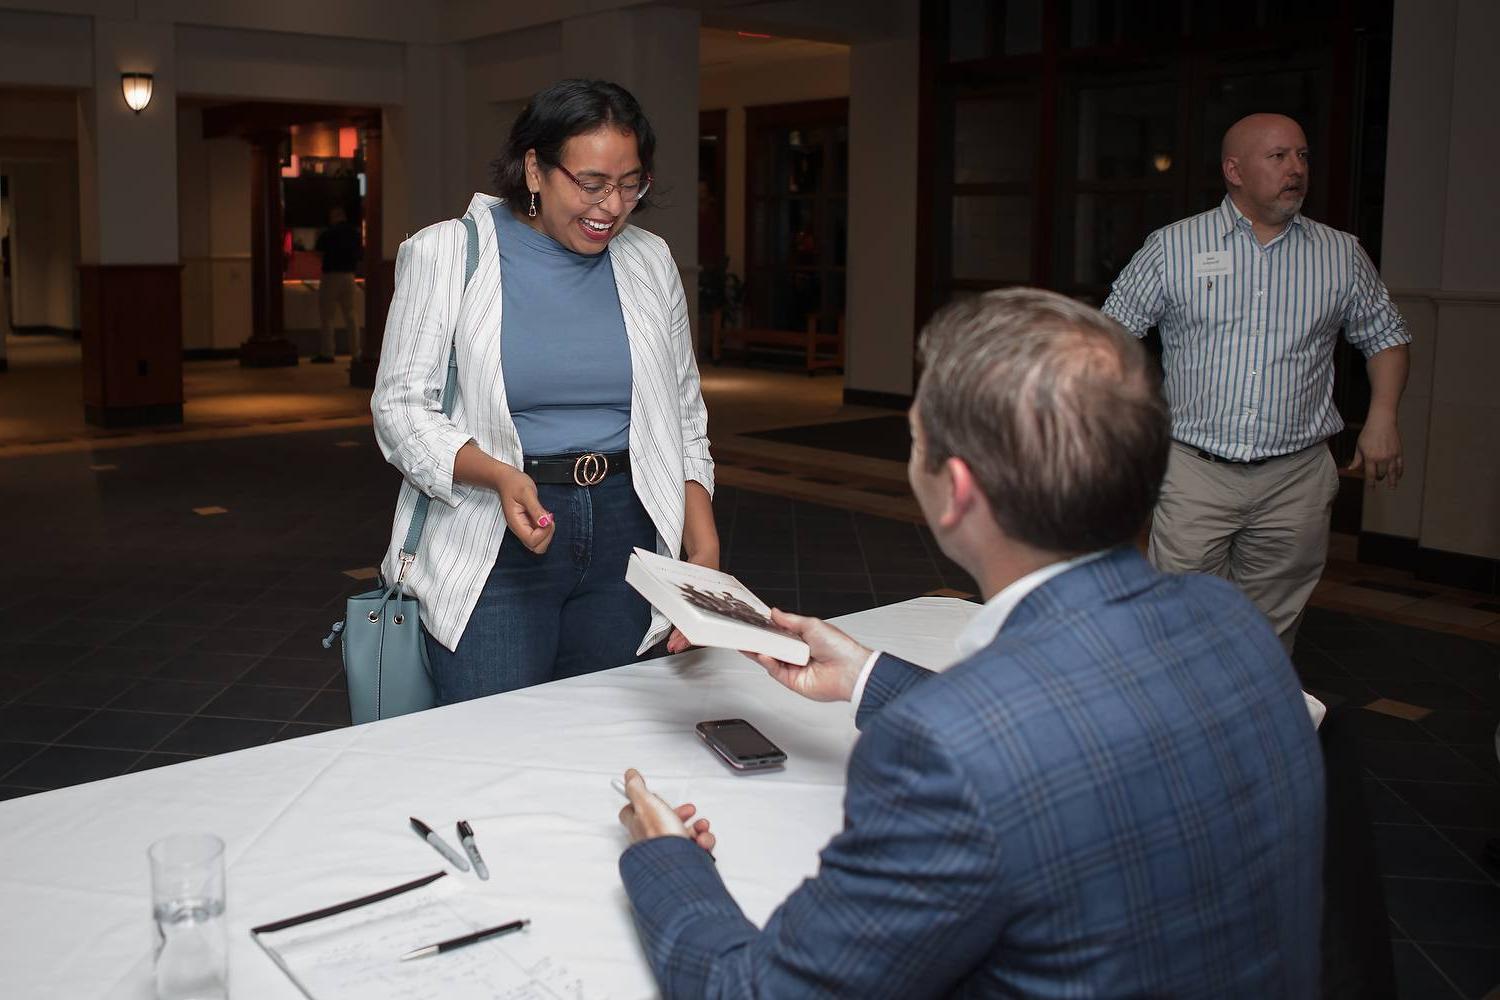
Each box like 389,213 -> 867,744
666,541 -> 718,655
666,545 -> 718,653
453,443 -> 555,553
496,465 -> 555,554
667,485 -> 720,654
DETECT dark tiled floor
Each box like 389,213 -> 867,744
0,427 -> 1496,997
743,414 -> 911,461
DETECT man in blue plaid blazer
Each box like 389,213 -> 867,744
617,289 -> 1325,998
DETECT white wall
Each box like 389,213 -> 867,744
468,99 -> 528,200
560,6 -> 701,277
0,92 -> 82,142
77,17 -> 178,265
177,104 -> 211,348
174,24 -> 404,106
178,105 -> 252,350
382,43 -> 465,248
4,158 -> 80,329
0,7 -> 90,89
700,51 -> 849,277
0,90 -> 80,330
141,0 -> 418,44
0,0 -> 676,46
1366,0 -> 1500,564
463,22 -> 564,203
205,137 -> 252,348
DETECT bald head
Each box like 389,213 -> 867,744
1221,113 -> 1305,160
1221,113 -> 1309,230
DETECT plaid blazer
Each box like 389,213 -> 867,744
620,546 -> 1325,998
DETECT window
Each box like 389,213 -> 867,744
947,0 -> 1043,62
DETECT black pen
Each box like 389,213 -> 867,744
456,820 -> 489,881
409,817 -> 470,872
399,918 -> 530,961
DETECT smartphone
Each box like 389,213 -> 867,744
695,718 -> 787,771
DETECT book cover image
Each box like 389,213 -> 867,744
674,582 -> 798,640
626,549 -> 810,664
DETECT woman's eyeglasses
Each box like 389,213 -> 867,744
553,163 -> 652,205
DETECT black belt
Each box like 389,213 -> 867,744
1192,447 -> 1269,467
524,451 -> 629,486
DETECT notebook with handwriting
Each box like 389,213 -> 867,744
251,872 -> 603,999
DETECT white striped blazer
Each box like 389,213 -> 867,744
371,193 -> 714,652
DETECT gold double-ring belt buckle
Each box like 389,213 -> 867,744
572,452 -> 608,487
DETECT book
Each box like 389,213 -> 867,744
626,548 -> 810,665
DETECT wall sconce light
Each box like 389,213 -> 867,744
121,73 -> 154,114
1152,152 -> 1173,173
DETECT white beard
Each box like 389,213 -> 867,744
1269,192 -> 1305,224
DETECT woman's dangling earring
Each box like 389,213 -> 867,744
528,192 -> 537,218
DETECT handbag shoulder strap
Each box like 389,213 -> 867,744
398,215 -> 480,566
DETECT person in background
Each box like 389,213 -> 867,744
371,79 -> 716,703
313,204 -> 361,363
615,289 -> 1324,998
1102,113 -> 1410,654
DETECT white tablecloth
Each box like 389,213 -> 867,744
0,598 -> 977,999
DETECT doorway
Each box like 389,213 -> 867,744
743,99 -> 849,339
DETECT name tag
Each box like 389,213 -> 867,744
1192,251 -> 1233,278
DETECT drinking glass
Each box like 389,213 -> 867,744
149,833 -> 227,1000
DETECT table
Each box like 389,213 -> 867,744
0,598 -> 977,999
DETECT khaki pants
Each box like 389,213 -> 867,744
1148,441 -> 1339,653
318,271 -> 358,358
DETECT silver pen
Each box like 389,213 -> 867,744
409,816 -> 470,872
456,820 -> 489,880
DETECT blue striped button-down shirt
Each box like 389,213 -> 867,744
1102,195 -> 1410,460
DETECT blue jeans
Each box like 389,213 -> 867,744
423,471 -> 658,704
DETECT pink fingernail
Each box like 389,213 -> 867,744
537,514 -> 552,528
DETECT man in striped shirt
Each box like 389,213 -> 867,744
1103,113 -> 1410,652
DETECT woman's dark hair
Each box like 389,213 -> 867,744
491,79 -> 656,213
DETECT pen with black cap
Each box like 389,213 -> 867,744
400,918 -> 529,961
456,820 -> 489,880
409,816 -> 469,872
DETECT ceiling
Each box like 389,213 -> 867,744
698,26 -> 848,72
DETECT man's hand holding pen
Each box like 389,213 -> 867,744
616,769 -> 716,853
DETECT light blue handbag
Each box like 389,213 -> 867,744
324,216 -> 480,724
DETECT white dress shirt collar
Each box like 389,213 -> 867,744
849,547 -> 1328,733
848,550 -> 1108,716
952,550 -> 1110,660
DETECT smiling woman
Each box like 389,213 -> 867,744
491,79 -> 657,254
370,79 -> 718,705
